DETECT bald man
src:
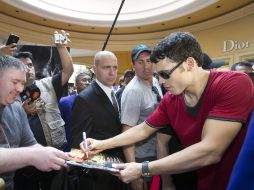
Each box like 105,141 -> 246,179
71,51 -> 127,190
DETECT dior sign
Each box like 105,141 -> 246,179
223,40 -> 251,52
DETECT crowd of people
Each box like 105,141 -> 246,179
0,30 -> 253,190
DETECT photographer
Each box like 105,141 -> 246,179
14,30 -> 73,190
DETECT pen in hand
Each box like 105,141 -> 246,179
83,132 -> 89,159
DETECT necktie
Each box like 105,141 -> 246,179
111,90 -> 119,116
152,86 -> 161,103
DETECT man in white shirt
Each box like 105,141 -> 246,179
121,44 -> 162,190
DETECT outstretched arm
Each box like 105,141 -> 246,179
81,122 -> 158,155
150,119 -> 242,176
0,144 -> 68,174
115,119 -> 242,183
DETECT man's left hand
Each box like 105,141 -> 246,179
112,162 -> 142,183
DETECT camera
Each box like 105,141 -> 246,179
21,83 -> 41,102
54,33 -> 67,44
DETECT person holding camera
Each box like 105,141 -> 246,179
13,30 -> 73,190
0,34 -> 19,56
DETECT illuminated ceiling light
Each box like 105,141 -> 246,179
3,0 -> 217,27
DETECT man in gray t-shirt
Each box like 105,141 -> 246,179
0,102 -> 36,189
0,55 -> 68,190
121,44 -> 162,190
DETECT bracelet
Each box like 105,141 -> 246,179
141,161 -> 151,177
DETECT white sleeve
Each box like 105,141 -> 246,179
121,88 -> 142,127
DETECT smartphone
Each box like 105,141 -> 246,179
6,34 -> 19,46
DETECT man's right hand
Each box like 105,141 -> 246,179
22,99 -> 37,115
0,44 -> 17,56
31,146 -> 69,171
80,138 -> 105,155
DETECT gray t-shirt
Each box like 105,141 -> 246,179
121,76 -> 162,159
0,101 -> 36,190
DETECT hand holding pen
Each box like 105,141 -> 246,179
83,132 -> 89,159
80,137 -> 107,155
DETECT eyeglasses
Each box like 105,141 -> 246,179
157,61 -> 183,80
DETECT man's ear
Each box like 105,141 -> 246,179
132,65 -> 136,72
92,64 -> 96,73
185,57 -> 195,71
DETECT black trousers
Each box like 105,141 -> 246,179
75,168 -> 128,190
14,166 -> 56,190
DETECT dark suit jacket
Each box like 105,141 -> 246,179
70,81 -> 126,190
71,81 -> 123,156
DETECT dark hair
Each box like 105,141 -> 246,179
0,55 -> 26,72
14,51 -> 33,61
150,32 -> 204,67
231,61 -> 254,71
123,70 -> 135,79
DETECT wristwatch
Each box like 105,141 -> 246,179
141,161 -> 151,177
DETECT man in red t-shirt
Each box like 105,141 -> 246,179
81,32 -> 254,190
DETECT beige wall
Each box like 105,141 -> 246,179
73,51 -> 132,82
73,13 -> 254,75
0,4 -> 253,77
196,14 -> 254,67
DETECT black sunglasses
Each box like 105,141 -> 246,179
157,61 -> 183,80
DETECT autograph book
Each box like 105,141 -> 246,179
66,148 -> 121,173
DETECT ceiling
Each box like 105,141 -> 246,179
0,0 -> 253,57
2,0 -> 220,27
1,0 -> 253,34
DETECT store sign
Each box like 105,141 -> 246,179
223,40 -> 251,52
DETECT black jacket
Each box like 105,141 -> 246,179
70,81 -> 126,190
71,81 -> 123,157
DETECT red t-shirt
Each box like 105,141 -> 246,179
146,71 -> 254,190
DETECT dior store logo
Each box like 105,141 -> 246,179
223,40 -> 251,52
